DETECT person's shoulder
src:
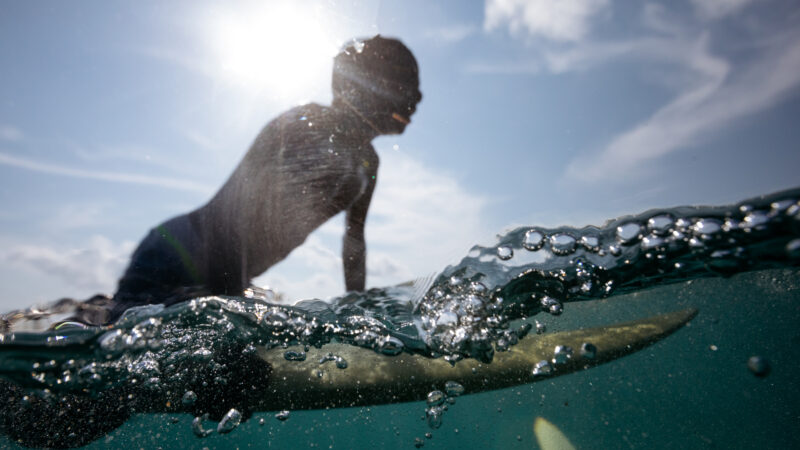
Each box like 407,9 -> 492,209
266,103 -> 336,131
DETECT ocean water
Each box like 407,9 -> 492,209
1,188 -> 799,449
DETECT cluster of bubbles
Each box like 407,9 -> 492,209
414,190 -> 800,361
0,189 -> 797,444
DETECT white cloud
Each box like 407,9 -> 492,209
0,151 -> 213,194
691,0 -> 755,20
424,24 -> 479,44
0,125 -> 23,142
563,31 -> 800,183
1,235 -> 135,294
484,0 -> 610,42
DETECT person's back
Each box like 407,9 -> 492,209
112,36 -> 421,319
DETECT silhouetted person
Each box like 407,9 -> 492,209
111,36 -> 422,319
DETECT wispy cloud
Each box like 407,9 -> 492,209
424,24 -> 479,44
691,0 -> 756,20
563,29 -> 800,183
484,0 -> 610,42
0,151 -> 213,194
0,125 -> 23,142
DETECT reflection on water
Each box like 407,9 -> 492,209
0,188 -> 798,448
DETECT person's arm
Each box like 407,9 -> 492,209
342,165 -> 377,292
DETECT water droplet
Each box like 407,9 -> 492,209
770,199 -> 795,213
496,245 -> 513,260
532,360 -> 553,376
549,233 -> 576,255
535,320 -> 546,334
616,222 -> 642,244
426,390 -> 445,406
182,390 -> 197,406
425,432 -> 433,439
742,211 -> 769,230
335,356 -> 348,369
540,297 -> 562,315
580,235 -> 600,251
259,418 -> 265,426
377,335 -> 404,355
444,381 -> 465,397
641,235 -> 666,250
392,144 -> 400,151
747,355 -> 770,377
580,342 -> 597,359
523,230 -> 545,251
414,437 -> 425,448
284,350 -> 307,362
217,408 -> 242,434
787,239 -> 800,259
691,218 -> 722,236
647,215 -> 674,235
449,276 -> 462,287
552,345 -> 573,364
275,410 -> 291,421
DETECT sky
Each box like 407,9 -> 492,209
1,0 -> 799,311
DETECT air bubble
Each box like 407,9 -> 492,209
747,355 -> 770,377
532,360 -> 553,376
552,345 -> 573,364
549,234 -> 576,255
217,408 -> 242,434
426,405 -> 444,429
192,414 -> 213,438
523,230 -> 545,251
426,390 -> 445,406
284,350 -> 306,361
444,381 -> 465,397
580,342 -> 597,359
182,390 -> 197,406
378,335 -> 404,355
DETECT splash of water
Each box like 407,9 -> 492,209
0,188 -> 798,446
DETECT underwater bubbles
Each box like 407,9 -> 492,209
217,408 -> 242,434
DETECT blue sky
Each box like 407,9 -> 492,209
1,0 -> 798,310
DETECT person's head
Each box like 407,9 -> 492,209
332,36 -> 422,135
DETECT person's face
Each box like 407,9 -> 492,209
363,75 -> 422,135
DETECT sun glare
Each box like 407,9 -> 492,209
206,3 -> 340,101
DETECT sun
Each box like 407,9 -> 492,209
204,2 -> 341,101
